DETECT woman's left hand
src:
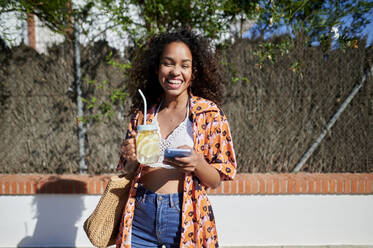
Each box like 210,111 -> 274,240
163,145 -> 221,189
163,145 -> 203,173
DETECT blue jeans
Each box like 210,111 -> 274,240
131,184 -> 183,248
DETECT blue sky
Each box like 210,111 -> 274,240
244,18 -> 373,47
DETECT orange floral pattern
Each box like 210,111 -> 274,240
116,96 -> 237,248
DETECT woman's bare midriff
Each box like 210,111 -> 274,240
139,166 -> 185,193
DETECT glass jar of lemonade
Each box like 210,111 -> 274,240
136,124 -> 160,164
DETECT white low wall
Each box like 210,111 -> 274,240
1,194 -> 373,247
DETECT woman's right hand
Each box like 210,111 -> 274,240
120,131 -> 139,173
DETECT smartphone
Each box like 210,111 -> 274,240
164,148 -> 192,158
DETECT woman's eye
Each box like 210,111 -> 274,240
162,62 -> 172,66
182,64 -> 190,69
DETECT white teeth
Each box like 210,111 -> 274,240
168,80 -> 182,84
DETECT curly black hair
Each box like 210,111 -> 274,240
127,28 -> 225,113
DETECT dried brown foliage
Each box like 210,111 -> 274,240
0,41 -> 129,174
220,36 -> 372,173
0,37 -> 372,174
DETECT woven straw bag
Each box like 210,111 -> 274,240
84,174 -> 131,247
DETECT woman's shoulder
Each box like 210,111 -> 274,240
190,95 -> 223,115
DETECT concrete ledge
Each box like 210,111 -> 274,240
1,174 -> 373,247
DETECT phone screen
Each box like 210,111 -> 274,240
164,148 -> 192,158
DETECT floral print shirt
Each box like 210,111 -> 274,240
116,95 -> 237,248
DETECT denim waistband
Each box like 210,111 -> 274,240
136,183 -> 183,208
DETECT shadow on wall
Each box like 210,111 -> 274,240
17,179 -> 87,247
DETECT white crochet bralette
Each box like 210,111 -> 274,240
145,101 -> 194,169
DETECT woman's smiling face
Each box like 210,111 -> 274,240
158,41 -> 193,98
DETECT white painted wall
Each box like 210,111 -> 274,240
0,12 -> 27,47
212,195 -> 373,246
0,194 -> 372,247
0,11 -> 65,54
33,16 -> 65,54
0,0 -> 139,55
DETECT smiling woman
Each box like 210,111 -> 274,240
115,29 -> 237,248
157,42 -> 193,97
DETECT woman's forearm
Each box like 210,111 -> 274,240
194,159 -> 221,189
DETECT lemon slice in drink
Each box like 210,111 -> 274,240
138,136 -> 159,156
136,125 -> 160,163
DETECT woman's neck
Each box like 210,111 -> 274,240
162,93 -> 189,110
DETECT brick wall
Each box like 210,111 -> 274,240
1,173 -> 373,195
